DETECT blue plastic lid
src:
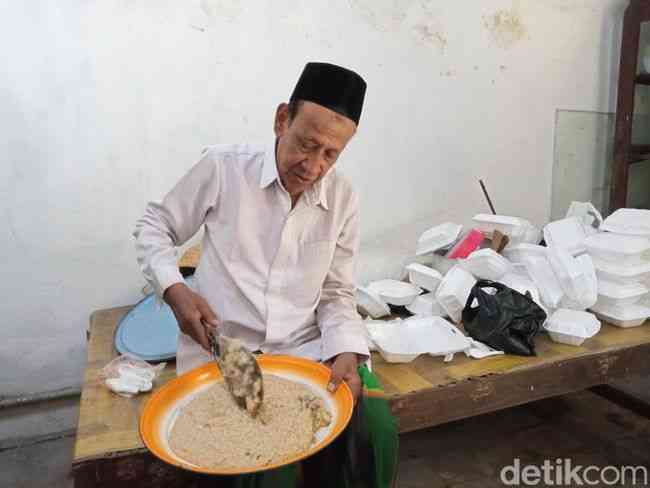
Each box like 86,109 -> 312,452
115,278 -> 194,361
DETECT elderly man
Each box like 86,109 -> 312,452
134,62 -> 397,488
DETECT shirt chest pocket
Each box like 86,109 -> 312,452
284,240 -> 335,307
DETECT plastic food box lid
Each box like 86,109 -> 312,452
591,302 -> 650,322
416,222 -> 463,256
600,208 -> 650,237
597,280 -> 648,300
503,244 -> 547,262
461,248 -> 512,279
406,263 -> 443,289
369,316 -> 471,357
367,279 -> 422,305
585,232 -> 650,256
593,258 -> 650,277
355,286 -> 390,318
545,309 -> 601,338
543,217 -> 587,255
406,292 -> 446,316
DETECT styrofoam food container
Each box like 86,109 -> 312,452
596,279 -> 649,308
365,319 -> 401,352
503,244 -> 547,264
600,208 -> 650,237
590,302 -> 650,328
406,292 -> 447,317
435,265 -> 477,324
543,217 -> 587,256
405,263 -> 443,292
547,246 -> 590,300
557,254 -> 598,311
521,222 -> 542,246
593,258 -> 650,284
499,272 -> 546,312
584,232 -> 650,266
367,279 -> 422,306
355,286 -> 390,319
416,222 -> 463,256
472,214 -> 528,240
369,316 -> 471,363
460,248 -> 512,281
544,309 -> 601,346
524,256 -> 564,309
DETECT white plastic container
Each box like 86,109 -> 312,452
472,214 -> 528,240
406,292 -> 447,317
593,259 -> 650,284
596,279 -> 649,308
584,232 -> 650,267
544,309 -> 601,346
405,263 -> 443,292
367,279 -> 422,306
547,246 -> 590,300
499,272 -> 545,312
355,286 -> 391,319
368,316 -> 471,363
557,254 -> 598,311
435,265 -> 477,324
502,244 -> 547,264
600,208 -> 650,237
416,222 -> 463,256
460,248 -> 513,281
521,222 -> 542,246
543,217 -> 588,256
590,302 -> 650,328
524,256 -> 564,309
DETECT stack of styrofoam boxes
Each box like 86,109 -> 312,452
585,209 -> 650,328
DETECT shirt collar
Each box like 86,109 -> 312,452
259,140 -> 279,189
259,138 -> 330,211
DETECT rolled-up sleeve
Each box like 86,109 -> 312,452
316,193 -> 369,362
133,149 -> 220,299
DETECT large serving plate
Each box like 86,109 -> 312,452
140,355 -> 353,475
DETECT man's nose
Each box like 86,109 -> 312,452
300,153 -> 325,177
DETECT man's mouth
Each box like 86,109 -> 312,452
294,173 -> 311,184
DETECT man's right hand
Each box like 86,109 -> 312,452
163,282 -> 219,351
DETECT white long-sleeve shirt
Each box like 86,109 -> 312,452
133,142 -> 369,374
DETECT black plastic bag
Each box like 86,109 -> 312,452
462,280 -> 547,356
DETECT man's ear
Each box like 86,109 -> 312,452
274,103 -> 290,137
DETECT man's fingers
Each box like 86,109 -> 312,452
190,316 -> 210,351
327,367 -> 344,393
196,298 -> 220,328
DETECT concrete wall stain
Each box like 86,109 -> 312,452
483,7 -> 528,49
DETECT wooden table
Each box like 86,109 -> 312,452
71,306 -> 650,487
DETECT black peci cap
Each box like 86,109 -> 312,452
290,62 -> 367,125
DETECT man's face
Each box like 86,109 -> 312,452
274,100 -> 356,199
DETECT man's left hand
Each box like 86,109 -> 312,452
326,352 -> 361,402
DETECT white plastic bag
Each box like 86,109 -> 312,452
565,201 -> 603,235
99,355 -> 166,397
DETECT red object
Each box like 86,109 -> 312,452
446,229 -> 485,259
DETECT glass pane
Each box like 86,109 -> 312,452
634,22 -> 650,146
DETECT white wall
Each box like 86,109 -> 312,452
0,0 -> 627,396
